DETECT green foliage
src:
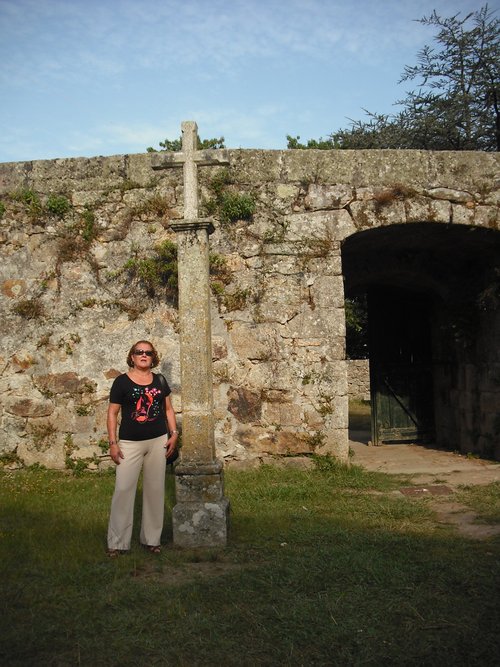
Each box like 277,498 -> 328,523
0,451 -> 22,468
290,5 -> 499,151
80,208 -> 96,243
345,295 -> 369,359
219,191 -> 256,224
124,239 -> 178,302
286,135 -> 339,149
75,405 -> 93,416
203,168 -> 256,225
132,194 -> 171,218
147,135 -> 225,152
209,252 -> 232,297
55,207 -> 97,270
9,189 -> 73,221
0,201 -> 5,219
222,288 -> 250,312
46,194 -> 71,218
12,297 -> 44,320
12,188 -> 43,219
208,168 -> 232,198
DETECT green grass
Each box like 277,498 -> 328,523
1,463 -> 499,666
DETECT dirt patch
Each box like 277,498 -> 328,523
399,485 -> 453,497
395,485 -> 500,540
430,499 -> 500,541
130,559 -> 251,585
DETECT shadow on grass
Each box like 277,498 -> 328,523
0,468 -> 499,666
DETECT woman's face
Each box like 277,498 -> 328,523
132,343 -> 154,370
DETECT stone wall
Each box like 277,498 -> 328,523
0,148 -> 498,469
347,360 -> 370,402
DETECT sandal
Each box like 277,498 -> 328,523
107,548 -> 128,558
141,544 -> 161,554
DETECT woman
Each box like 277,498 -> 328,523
107,340 -> 178,556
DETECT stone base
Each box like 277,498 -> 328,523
172,498 -> 230,548
172,459 -> 230,548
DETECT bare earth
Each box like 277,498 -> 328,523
350,437 -> 500,540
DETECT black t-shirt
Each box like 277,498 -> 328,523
109,373 -> 171,441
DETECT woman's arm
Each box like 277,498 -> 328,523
107,402 -> 124,464
164,396 -> 179,457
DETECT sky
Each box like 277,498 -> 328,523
0,0 -> 491,163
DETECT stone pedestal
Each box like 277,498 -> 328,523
172,460 -> 229,548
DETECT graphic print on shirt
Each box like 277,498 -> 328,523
131,386 -> 162,423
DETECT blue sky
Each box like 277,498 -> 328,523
0,0 -> 489,163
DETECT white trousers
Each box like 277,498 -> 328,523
107,435 -> 167,550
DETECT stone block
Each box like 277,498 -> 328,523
474,205 -> 498,228
175,471 -> 225,503
227,386 -> 262,423
304,183 -> 354,211
427,187 -> 472,203
452,204 -> 475,225
229,322 -> 274,360
4,396 -> 54,418
309,275 -> 345,309
404,196 -> 451,224
172,498 -> 230,548
181,414 -> 216,461
284,209 -> 355,242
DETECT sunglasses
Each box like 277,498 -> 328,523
134,349 -> 153,357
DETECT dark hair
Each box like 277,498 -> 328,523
126,340 -> 160,368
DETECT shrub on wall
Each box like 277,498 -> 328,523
204,169 -> 256,224
124,239 -> 178,302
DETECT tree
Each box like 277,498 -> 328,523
147,136 -> 225,152
288,5 -> 499,151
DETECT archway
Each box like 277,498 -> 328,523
342,223 -> 500,458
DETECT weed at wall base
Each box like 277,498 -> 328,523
12,297 -> 44,320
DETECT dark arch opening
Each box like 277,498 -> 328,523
341,223 -> 500,457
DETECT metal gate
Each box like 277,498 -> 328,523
368,287 -> 435,445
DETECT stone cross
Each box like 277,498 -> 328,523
151,121 -> 230,548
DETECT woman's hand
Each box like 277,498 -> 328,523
109,443 -> 124,465
164,432 -> 178,459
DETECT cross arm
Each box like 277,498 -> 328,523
150,149 -> 231,171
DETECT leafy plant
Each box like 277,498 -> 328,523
46,194 -> 71,218
223,288 -> 250,312
124,239 -> 178,302
219,192 -> 255,224
12,297 -> 44,320
55,208 -> 97,270
12,188 -> 43,220
0,201 -> 5,219
133,194 -> 172,218
209,253 -> 232,284
75,405 -> 93,416
80,208 -> 96,243
203,169 -> 256,225
147,135 -> 225,152
0,451 -> 22,468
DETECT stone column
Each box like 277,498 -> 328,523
153,121 -> 229,547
